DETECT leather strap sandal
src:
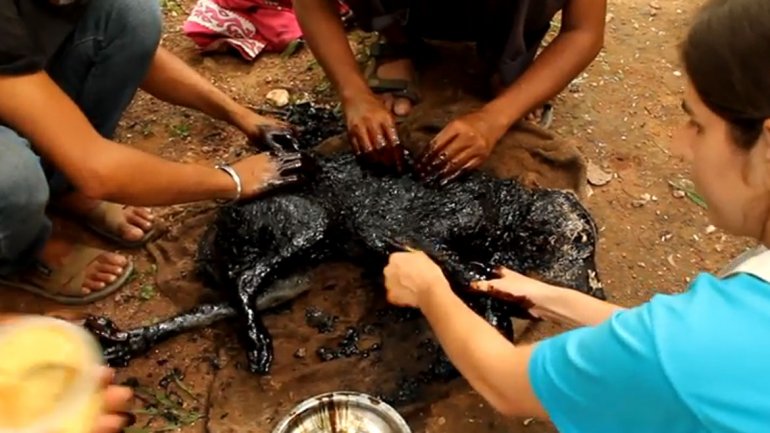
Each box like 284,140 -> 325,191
0,244 -> 134,305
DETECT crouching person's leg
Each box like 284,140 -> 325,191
44,0 -> 161,248
345,0 -> 420,116
47,0 -> 162,138
0,128 -> 134,305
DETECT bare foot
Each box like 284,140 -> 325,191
54,192 -> 155,244
374,57 -> 416,117
37,235 -> 129,294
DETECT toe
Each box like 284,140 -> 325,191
126,210 -> 154,232
82,277 -> 106,292
82,257 -> 127,292
120,224 -> 145,242
93,271 -> 119,285
95,262 -> 125,277
99,252 -> 129,268
393,98 -> 412,117
132,207 -> 155,222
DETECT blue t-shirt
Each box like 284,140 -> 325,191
529,272 -> 770,433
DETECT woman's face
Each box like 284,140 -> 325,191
670,81 -> 770,241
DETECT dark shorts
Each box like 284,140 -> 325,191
345,0 -> 567,84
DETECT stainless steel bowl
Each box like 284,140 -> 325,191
271,391 -> 412,433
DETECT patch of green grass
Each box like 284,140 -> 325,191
139,284 -> 156,301
669,179 -> 708,209
314,80 -> 332,94
130,378 -> 204,433
141,123 -> 153,137
170,123 -> 191,139
281,39 -> 304,59
159,0 -> 183,14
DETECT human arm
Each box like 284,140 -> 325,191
383,251 -> 693,431
383,252 -> 548,417
419,0 -> 607,180
293,0 -> 369,110
294,0 -> 403,168
0,71 -> 293,206
473,268 -> 625,327
139,46 -> 285,143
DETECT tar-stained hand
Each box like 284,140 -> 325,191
417,110 -> 504,183
344,92 -> 405,173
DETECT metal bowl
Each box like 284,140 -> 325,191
271,391 -> 412,433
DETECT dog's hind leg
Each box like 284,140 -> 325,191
215,195 -> 332,374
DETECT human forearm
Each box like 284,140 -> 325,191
86,143 -> 235,205
483,29 -> 604,132
531,285 -> 624,327
294,0 -> 370,103
140,46 -> 253,131
0,72 -> 235,206
417,281 -> 547,417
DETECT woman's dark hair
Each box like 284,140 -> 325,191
681,0 -> 770,148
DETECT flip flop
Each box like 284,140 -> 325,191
85,202 -> 160,249
539,103 -> 554,129
364,39 -> 421,121
0,244 -> 134,305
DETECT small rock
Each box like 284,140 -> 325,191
266,88 -> 290,107
294,347 -> 307,359
705,225 -> 717,234
632,194 -> 651,208
649,1 -> 661,9
587,161 -> 614,186
672,190 -> 686,199
673,70 -> 682,77
523,417 -> 536,426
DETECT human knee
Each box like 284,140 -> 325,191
97,0 -> 162,60
121,0 -> 162,55
0,142 -> 50,217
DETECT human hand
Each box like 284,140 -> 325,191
230,152 -> 305,200
471,267 -> 555,318
91,367 -> 134,433
416,109 -> 506,182
230,107 -> 292,147
344,92 -> 405,172
383,250 -> 450,308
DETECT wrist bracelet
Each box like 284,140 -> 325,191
215,163 -> 242,205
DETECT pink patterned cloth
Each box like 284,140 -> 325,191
183,0 -> 351,61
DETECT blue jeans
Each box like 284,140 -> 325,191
0,0 -> 162,276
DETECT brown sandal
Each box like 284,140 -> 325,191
0,244 -> 134,305
364,39 -> 422,119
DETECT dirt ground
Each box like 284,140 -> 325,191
0,0 -> 760,432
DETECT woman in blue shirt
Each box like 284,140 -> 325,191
382,0 -> 770,431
